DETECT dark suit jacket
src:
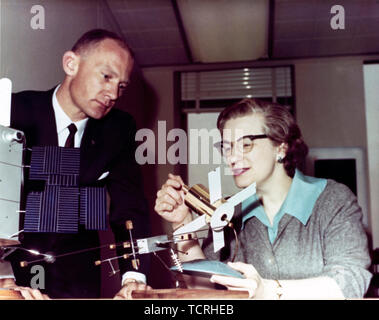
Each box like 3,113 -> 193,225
8,87 -> 151,298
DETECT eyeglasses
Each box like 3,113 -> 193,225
214,134 -> 268,157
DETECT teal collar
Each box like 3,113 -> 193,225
241,170 -> 327,230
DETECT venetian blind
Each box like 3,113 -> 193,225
181,66 -> 292,103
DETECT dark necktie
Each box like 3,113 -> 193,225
64,123 -> 77,148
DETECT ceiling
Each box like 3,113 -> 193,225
105,0 -> 379,67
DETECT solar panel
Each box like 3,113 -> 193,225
80,187 -> 107,231
24,146 -> 107,233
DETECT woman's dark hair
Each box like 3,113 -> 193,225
217,98 -> 308,177
71,29 -> 134,57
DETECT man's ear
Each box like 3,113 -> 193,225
62,51 -> 79,77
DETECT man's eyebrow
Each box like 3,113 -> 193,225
102,67 -> 118,77
102,67 -> 130,84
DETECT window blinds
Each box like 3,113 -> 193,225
181,67 -> 292,102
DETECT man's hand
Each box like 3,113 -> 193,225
12,286 -> 51,300
0,278 -> 16,288
114,279 -> 152,299
0,278 -> 50,300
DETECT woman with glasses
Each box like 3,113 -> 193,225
154,98 -> 371,299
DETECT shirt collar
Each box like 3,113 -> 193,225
52,85 -> 88,136
241,169 -> 327,227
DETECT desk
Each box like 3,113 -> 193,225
0,289 -> 23,300
132,288 -> 249,299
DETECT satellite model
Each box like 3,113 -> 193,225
0,78 -> 256,286
0,78 -> 25,267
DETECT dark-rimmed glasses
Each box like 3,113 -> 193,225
214,134 -> 268,157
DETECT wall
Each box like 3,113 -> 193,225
295,58 -> 368,148
0,0 -> 119,91
363,64 -> 379,252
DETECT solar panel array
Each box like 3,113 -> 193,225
24,146 -> 107,233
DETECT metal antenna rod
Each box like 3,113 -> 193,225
126,220 -> 139,270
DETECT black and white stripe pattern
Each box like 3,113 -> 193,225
24,146 -> 107,233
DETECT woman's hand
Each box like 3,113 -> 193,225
210,262 -> 266,299
154,174 -> 191,228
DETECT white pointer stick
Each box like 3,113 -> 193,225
0,78 -> 12,127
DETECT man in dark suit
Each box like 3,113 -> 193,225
1,29 -> 151,299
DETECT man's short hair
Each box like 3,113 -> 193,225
71,29 -> 134,57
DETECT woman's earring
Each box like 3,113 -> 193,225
276,155 -> 284,163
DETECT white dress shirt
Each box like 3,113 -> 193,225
0,261 -> 15,281
52,85 -> 88,147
